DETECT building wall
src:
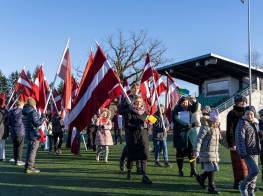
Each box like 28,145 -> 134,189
204,77 -> 235,97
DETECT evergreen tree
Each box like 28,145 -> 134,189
26,70 -> 32,81
57,80 -> 64,97
32,65 -> 40,81
8,71 -> 20,99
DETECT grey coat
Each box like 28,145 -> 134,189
152,112 -> 170,141
194,116 -> 228,162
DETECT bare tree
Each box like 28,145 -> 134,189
103,29 -> 172,85
73,29 -> 172,85
245,50 -> 263,68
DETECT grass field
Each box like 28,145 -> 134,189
0,132 -> 262,196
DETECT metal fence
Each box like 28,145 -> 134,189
211,84 -> 257,113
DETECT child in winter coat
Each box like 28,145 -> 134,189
236,106 -> 263,196
194,109 -> 228,194
152,104 -> 171,167
95,108 -> 113,163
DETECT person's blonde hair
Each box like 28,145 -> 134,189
196,103 -> 202,114
210,121 -> 223,140
132,96 -> 144,107
16,100 -> 25,107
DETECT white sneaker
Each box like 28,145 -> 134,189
9,159 -> 15,162
96,154 -> 99,161
16,161 -> 25,166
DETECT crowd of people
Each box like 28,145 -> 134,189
1,86 -> 263,195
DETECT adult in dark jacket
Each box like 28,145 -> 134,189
258,109 -> 263,183
152,105 -> 171,167
125,96 -> 152,184
0,98 -> 9,161
119,83 -> 140,171
172,96 -> 198,177
52,108 -> 65,155
22,98 -> 45,173
46,108 -> 53,153
112,114 -> 123,145
226,94 -> 249,189
86,115 -> 97,152
8,100 -> 25,165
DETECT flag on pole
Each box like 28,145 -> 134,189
77,51 -> 94,98
179,89 -> 190,97
7,92 -> 15,110
0,92 -> 5,108
65,126 -> 78,155
71,77 -> 79,103
31,66 -> 49,112
150,86 -> 156,115
14,70 -> 33,97
154,70 -> 167,96
140,53 -> 153,112
51,88 -> 61,115
58,48 -> 71,116
165,73 -> 180,125
67,46 -> 122,131
114,77 -> 131,132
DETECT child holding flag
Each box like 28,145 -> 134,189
95,108 -> 113,163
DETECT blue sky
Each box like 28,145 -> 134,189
0,0 -> 263,104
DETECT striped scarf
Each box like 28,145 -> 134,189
129,105 -> 145,115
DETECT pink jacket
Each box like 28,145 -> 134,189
95,118 -> 113,146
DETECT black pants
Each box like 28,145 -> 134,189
12,136 -> 24,162
53,133 -> 63,152
127,159 -> 147,174
115,129 -> 122,143
120,146 -> 127,162
87,131 -> 96,148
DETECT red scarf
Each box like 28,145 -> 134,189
129,105 -> 145,115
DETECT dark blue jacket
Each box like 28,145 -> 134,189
8,108 -> 25,137
22,104 -> 45,140
259,119 -> 263,153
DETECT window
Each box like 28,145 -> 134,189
207,81 -> 228,92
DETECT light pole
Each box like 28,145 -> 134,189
241,0 -> 252,106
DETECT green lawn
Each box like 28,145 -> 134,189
0,133 -> 262,196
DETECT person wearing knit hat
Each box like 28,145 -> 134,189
172,96 -> 199,178
236,105 -> 263,195
226,94 -> 251,190
194,109 -> 228,194
234,94 -> 247,106
0,98 -> 9,161
209,110 -> 221,122
203,106 -> 211,117
22,97 -> 45,173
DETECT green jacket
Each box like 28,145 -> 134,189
172,102 -> 198,148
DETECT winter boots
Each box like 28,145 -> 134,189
189,156 -> 198,177
208,182 -> 220,194
177,158 -> 184,177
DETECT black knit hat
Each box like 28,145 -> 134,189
235,94 -> 247,106
258,109 -> 263,117
243,106 -> 256,116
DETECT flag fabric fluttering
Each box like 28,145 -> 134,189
67,46 -> 122,131
14,70 -> 33,97
31,66 -> 49,142
7,92 -> 15,111
0,92 -> 5,108
165,72 -> 180,125
51,88 -> 61,115
58,48 -> 71,116
65,126 -> 78,155
179,88 -> 190,97
154,70 -> 167,97
150,86 -> 156,115
114,77 -> 131,132
140,53 -> 153,112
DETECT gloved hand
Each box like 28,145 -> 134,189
41,113 -> 46,118
100,124 -> 104,128
58,116 -> 62,120
194,151 -> 199,157
97,114 -> 101,118
233,146 -> 237,151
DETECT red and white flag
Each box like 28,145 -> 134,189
154,70 -> 167,97
14,70 -> 33,97
31,66 -> 49,112
31,66 -> 49,142
68,46 -> 122,131
51,88 -> 61,115
71,77 -> 79,103
66,126 -> 78,155
0,92 -> 5,108
114,77 -> 131,131
58,48 -> 71,116
150,86 -> 156,115
140,53 -> 153,112
165,73 -> 180,125
7,92 -> 15,110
